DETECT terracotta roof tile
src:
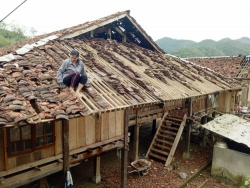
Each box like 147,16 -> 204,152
186,56 -> 245,78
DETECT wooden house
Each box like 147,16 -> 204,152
0,10 -> 242,187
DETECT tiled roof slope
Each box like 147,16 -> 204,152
0,10 -> 162,56
186,56 -> 245,78
0,37 -> 241,126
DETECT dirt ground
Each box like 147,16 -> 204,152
43,123 -> 237,188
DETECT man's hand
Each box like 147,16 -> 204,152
60,83 -> 66,88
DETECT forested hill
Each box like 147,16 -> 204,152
155,37 -> 250,58
0,22 -> 36,48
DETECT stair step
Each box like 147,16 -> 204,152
159,129 -> 177,136
164,121 -> 180,126
149,152 -> 167,162
151,147 -> 169,156
165,117 -> 182,122
155,138 -> 173,146
161,125 -> 179,131
157,133 -> 175,140
153,143 -> 171,151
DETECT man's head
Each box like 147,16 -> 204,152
70,49 -> 79,63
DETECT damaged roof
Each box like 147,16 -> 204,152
186,56 -> 250,78
0,11 -> 242,126
202,114 -> 250,148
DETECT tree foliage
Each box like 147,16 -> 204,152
156,37 -> 250,58
0,21 -> 37,47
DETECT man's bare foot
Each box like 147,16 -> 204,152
70,87 -> 75,92
75,91 -> 83,98
85,84 -> 91,88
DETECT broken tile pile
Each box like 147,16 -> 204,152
83,38 -> 240,96
85,39 -> 164,99
86,87 -> 110,109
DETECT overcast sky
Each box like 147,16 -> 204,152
0,0 -> 249,42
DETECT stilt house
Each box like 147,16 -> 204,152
0,10 -> 242,187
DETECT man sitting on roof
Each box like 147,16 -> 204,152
57,49 -> 91,96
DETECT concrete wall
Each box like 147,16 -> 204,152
211,145 -> 250,185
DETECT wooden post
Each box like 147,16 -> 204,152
90,30 -> 94,37
132,110 -> 139,161
63,119 -> 70,174
121,109 -> 129,188
151,119 -> 157,134
92,156 -> 101,184
107,27 -> 111,39
183,98 -> 192,159
201,96 -> 208,147
37,177 -> 47,188
3,128 -> 8,171
122,34 -> 126,43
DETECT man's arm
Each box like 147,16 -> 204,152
80,61 -> 90,84
57,60 -> 67,84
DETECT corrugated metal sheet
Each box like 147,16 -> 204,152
202,114 -> 250,148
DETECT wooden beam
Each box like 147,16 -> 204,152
63,119 -> 70,174
69,135 -> 124,156
70,141 -> 123,164
61,13 -> 127,39
125,16 -> 162,52
113,27 -> 133,43
1,162 -> 62,188
121,108 -> 129,188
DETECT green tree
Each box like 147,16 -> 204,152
0,21 -> 36,47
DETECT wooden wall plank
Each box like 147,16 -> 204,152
85,116 -> 95,145
0,130 -> 5,171
101,113 -> 109,141
78,116 -> 86,147
8,157 -> 16,169
41,147 -> 54,159
16,153 -> 31,167
69,118 -> 78,150
95,114 -> 102,143
115,110 -> 123,136
55,120 -> 63,155
217,92 -> 226,112
109,111 -> 116,139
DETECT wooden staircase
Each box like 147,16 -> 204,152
146,112 -> 187,166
